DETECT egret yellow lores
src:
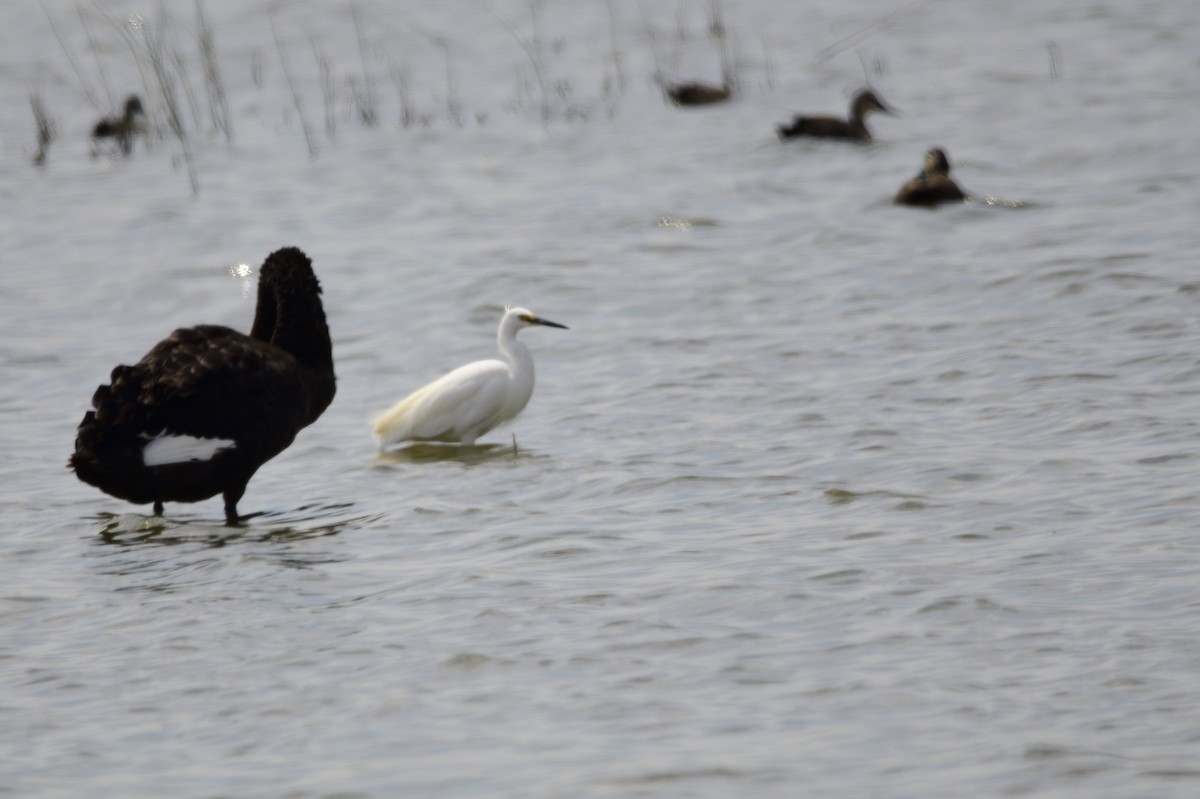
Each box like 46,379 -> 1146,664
373,307 -> 568,449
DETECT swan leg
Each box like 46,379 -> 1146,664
223,486 -> 245,526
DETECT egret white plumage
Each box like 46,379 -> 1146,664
373,306 -> 568,449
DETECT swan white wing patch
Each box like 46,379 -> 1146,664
141,433 -> 237,466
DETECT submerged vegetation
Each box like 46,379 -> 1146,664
30,0 -> 780,191
29,88 -> 56,166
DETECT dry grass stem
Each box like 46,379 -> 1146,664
269,10 -> 318,159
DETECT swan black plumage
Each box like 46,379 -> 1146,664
70,246 -> 336,525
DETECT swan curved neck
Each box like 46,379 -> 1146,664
252,281 -> 333,372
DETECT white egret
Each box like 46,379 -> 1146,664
373,306 -> 568,449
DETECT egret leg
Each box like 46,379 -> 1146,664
153,500 -> 164,516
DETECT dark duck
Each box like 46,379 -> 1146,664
776,88 -> 894,142
894,147 -> 968,207
665,81 -> 732,107
70,247 -> 336,525
92,95 -> 147,155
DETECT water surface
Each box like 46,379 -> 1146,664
2,1 -> 1200,796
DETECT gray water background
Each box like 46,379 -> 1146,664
2,0 -> 1200,796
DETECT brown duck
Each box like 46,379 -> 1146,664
776,89 -> 894,141
665,81 -> 732,107
894,147 -> 968,207
92,95 -> 147,155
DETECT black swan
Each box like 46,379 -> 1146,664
70,246 -> 336,525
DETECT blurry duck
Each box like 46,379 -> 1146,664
91,95 -> 147,155
776,88 -> 894,142
70,247 -> 336,525
665,81 -> 732,107
894,147 -> 969,207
